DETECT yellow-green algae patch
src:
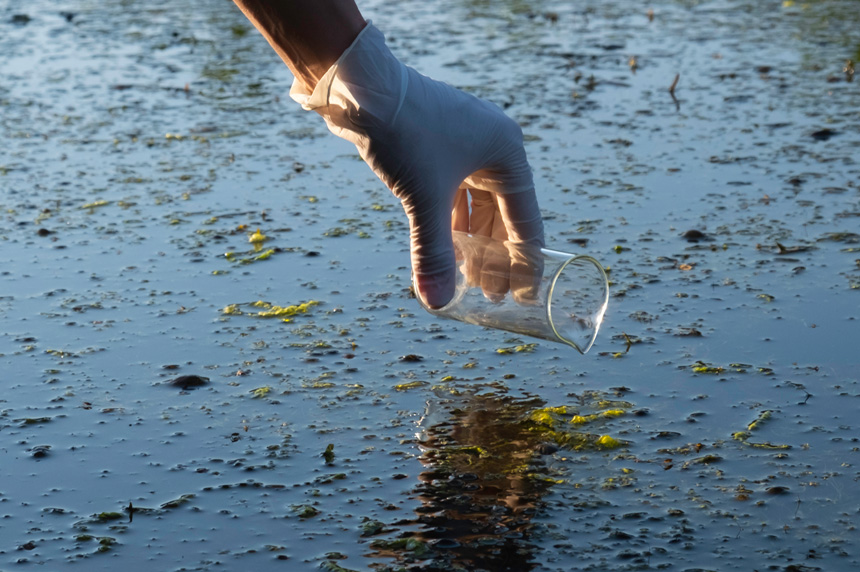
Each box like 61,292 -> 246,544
250,386 -> 271,398
394,380 -> 429,391
570,409 -> 626,425
222,300 -> 319,322
496,343 -> 537,354
525,396 -> 632,451
732,409 -> 791,449
81,199 -> 110,210
224,248 -> 276,264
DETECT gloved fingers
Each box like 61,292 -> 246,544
478,194 -> 510,301
452,187 -> 470,234
479,236 -> 511,303
459,188 -> 491,288
405,194 -> 457,310
467,189 -> 500,239
506,240 -> 544,305
456,189 -> 533,302
495,189 -> 544,247
494,190 -> 544,304
489,193 -> 508,242
456,189 -> 511,301
465,111 -> 544,246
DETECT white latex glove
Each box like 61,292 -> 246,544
291,22 -> 544,308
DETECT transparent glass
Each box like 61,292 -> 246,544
418,232 -> 609,354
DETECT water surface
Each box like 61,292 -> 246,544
2,0 -> 859,570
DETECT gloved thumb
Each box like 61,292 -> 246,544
402,192 -> 457,309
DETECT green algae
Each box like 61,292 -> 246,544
732,410 -> 791,449
524,398 -> 631,452
160,494 -> 195,510
320,561 -> 362,572
747,409 -> 773,431
370,538 -> 430,557
293,504 -> 320,518
224,247 -> 276,264
691,361 -> 725,374
360,519 -> 386,537
96,537 -> 117,553
496,343 -> 537,354
250,386 -> 272,398
394,380 -> 429,391
222,300 -> 319,322
81,199 -> 110,210
322,444 -> 335,464
540,430 -> 627,451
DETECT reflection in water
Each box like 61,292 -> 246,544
365,389 -> 632,571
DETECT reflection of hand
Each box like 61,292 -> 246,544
457,231 -> 544,305
290,22 -> 544,309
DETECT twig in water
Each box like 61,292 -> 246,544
669,73 -> 680,95
668,73 -> 680,110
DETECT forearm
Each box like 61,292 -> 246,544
232,0 -> 366,91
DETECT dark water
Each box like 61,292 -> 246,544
1,0 -> 859,570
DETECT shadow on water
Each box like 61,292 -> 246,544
361,389 -> 633,571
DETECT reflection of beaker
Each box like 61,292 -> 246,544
370,393 -> 551,571
417,232 -> 609,354
363,389 -> 634,571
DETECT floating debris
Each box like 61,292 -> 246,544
30,445 -> 51,458
681,229 -> 708,242
810,128 -> 838,141
775,242 -> 814,254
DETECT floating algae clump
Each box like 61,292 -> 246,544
526,398 -> 631,451
222,300 -> 319,322
252,300 -> 318,317
496,343 -> 537,355
293,505 -> 320,518
370,538 -> 430,557
732,409 -> 791,449
570,409 -> 626,425
81,199 -> 110,210
224,248 -> 277,264
692,361 -> 724,374
596,435 -> 623,449
320,562 -> 361,572
250,386 -> 271,398
394,380 -> 429,391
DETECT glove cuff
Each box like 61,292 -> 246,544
289,21 -> 408,127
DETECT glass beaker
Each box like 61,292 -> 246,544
417,231 -> 609,354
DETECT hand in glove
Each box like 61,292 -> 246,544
291,22 -> 544,308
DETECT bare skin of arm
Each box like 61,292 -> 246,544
231,0 -> 366,92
